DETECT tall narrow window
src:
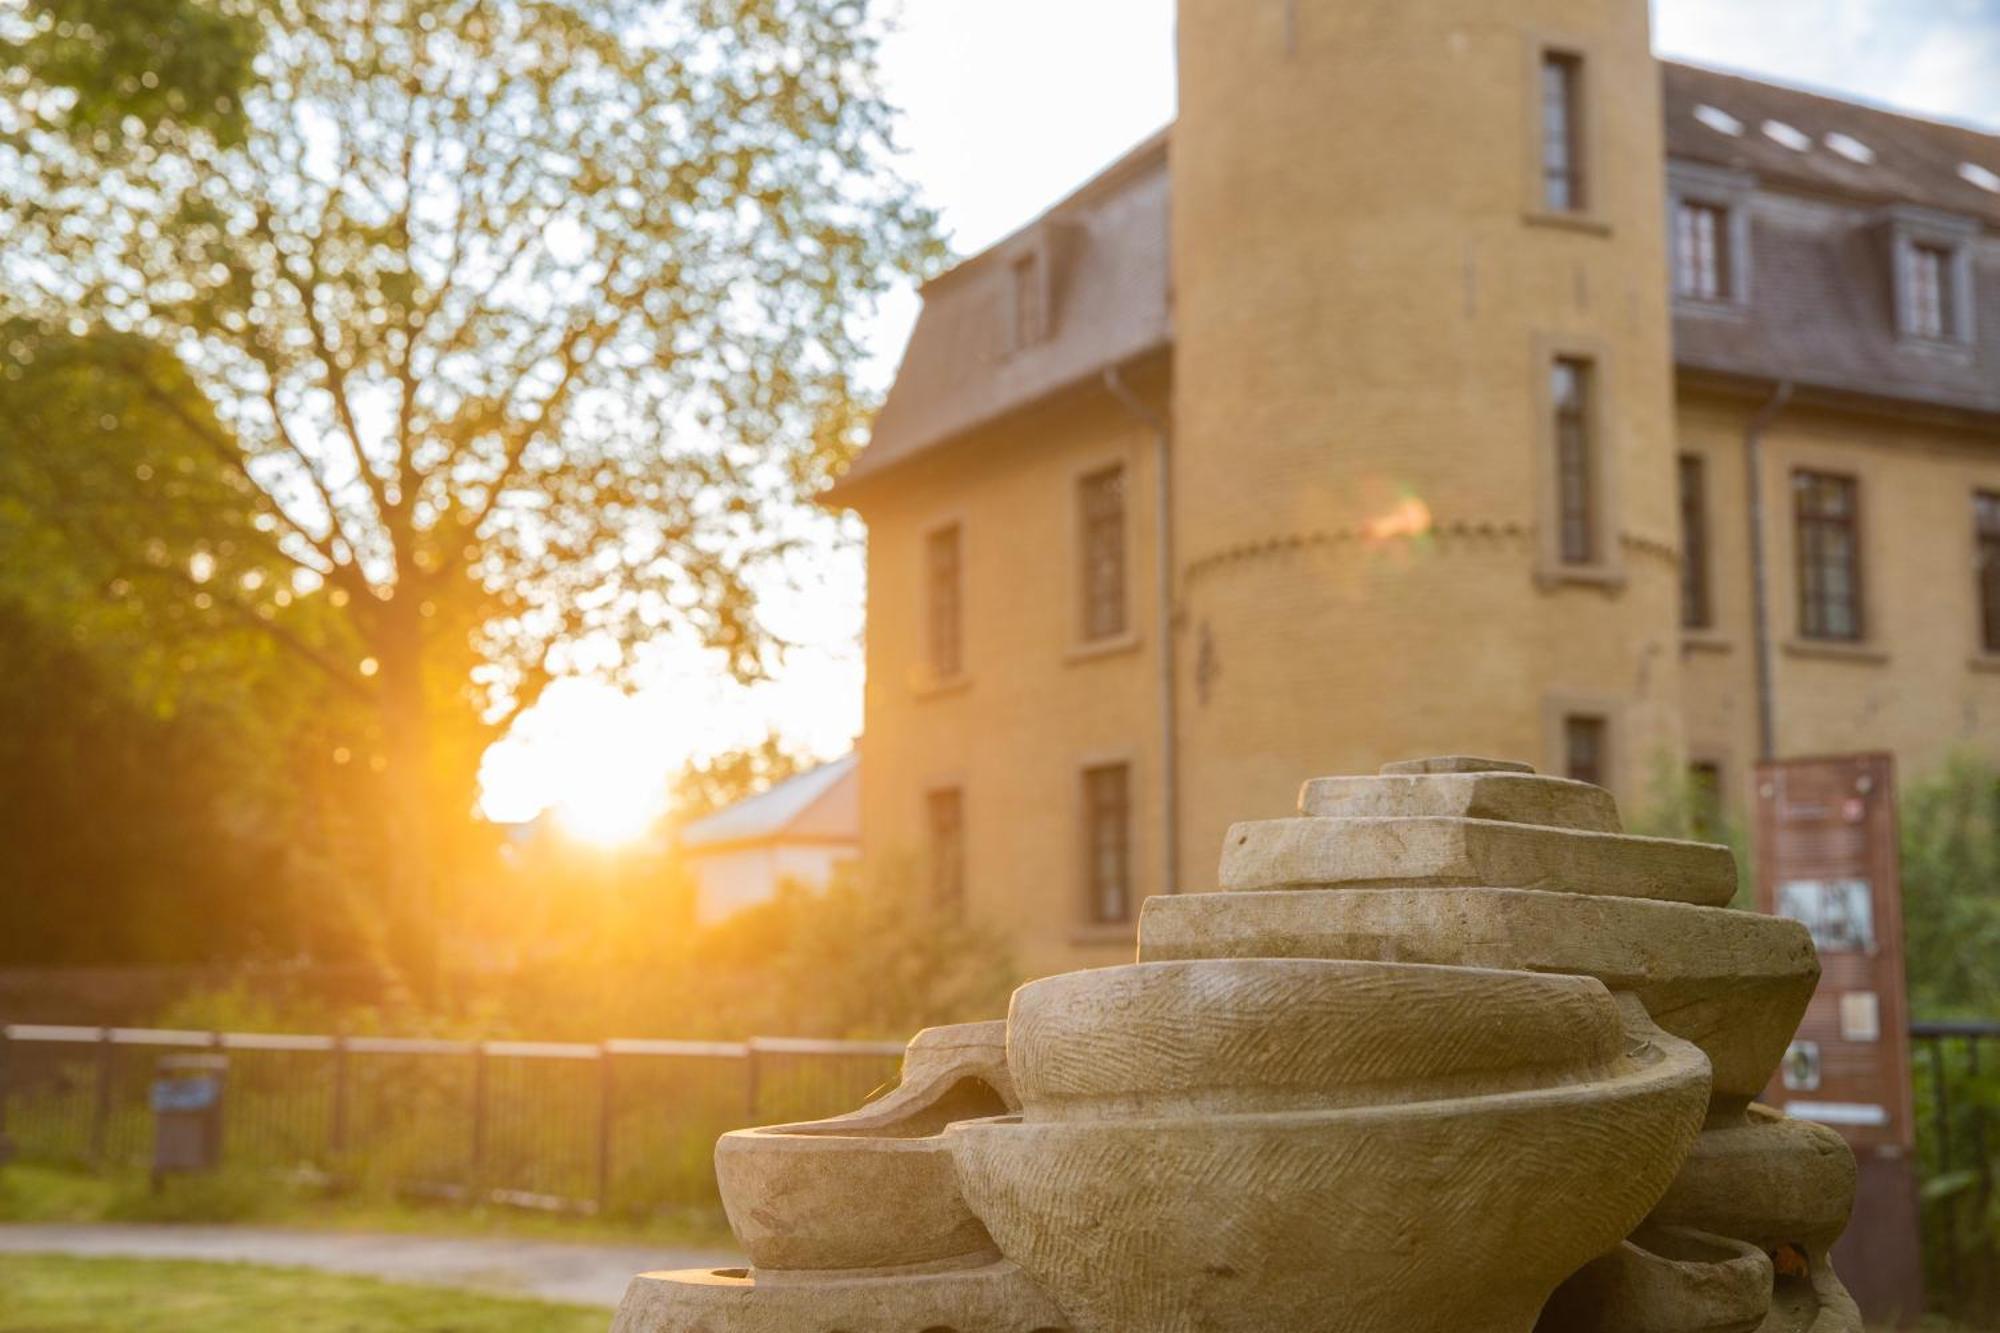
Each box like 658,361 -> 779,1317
1564,715 -> 1608,788
1012,253 -> 1045,350
1079,465 -> 1127,642
926,787 -> 965,913
1541,51 -> 1586,213
1679,454 -> 1712,629
1904,242 -> 1953,341
1673,201 -> 1731,301
926,524 -> 962,679
1083,763 -> 1132,925
1552,358 -> 1596,565
1975,491 -> 2000,653
1794,471 -> 1863,642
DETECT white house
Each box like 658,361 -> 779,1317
679,753 -> 860,924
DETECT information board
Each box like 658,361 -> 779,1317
1754,752 -> 1922,1322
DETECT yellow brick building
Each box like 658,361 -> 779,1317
827,2 -> 2000,977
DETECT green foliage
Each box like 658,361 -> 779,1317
1900,751 -> 2000,1018
0,1254 -> 610,1332
0,0 -> 942,983
683,862 -> 1020,1038
1628,750 -> 1754,908
3,0 -> 259,144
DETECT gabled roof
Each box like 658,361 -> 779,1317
679,753 -> 859,853
831,130 -> 1172,494
834,62 -> 2000,499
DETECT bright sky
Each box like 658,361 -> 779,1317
477,0 -> 2000,837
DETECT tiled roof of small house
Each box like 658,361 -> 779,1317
833,62 -> 2000,499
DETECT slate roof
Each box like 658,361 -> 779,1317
836,62 -> 2000,499
679,753 -> 859,852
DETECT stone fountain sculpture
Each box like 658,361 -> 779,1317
614,757 -> 1862,1333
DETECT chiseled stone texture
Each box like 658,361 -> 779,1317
1138,886 -> 1817,1109
950,962 -> 1711,1333
610,1261 -> 1069,1333
1219,816 -> 1739,907
1299,771 -> 1621,832
1008,958 -> 1624,1119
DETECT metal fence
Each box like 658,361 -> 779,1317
1914,1019 -> 2000,1322
0,1024 -> 904,1215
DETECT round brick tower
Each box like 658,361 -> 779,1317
1170,0 -> 1685,877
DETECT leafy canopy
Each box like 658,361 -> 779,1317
0,0 -> 939,729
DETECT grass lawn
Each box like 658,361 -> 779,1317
0,1253 -> 609,1332
0,1163 -> 733,1249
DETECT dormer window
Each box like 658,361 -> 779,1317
1674,201 -> 1731,302
1011,251 -> 1046,350
1904,242 -> 1953,340
1884,206 -> 1977,346
1666,162 -> 1752,310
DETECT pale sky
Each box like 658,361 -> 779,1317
478,0 -> 2000,833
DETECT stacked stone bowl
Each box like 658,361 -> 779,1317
949,956 -> 1710,1332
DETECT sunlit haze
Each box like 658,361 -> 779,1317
477,0 -> 2000,833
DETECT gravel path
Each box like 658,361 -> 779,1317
0,1223 -> 739,1307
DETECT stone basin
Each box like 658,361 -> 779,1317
714,1022 -> 1016,1274
1008,958 -> 1625,1119
1536,1226 -> 1773,1333
951,959 -> 1712,1333
1139,887 -> 1817,1112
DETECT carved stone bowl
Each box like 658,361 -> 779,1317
1006,958 -> 1626,1119
951,959 -> 1711,1333
1140,887 -> 1817,1114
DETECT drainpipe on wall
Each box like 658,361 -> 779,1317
1746,379 -> 1794,765
1103,366 -> 1181,896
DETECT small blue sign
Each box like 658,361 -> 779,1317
151,1077 -> 221,1113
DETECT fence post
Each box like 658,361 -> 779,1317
744,1041 -> 761,1122
470,1042 -> 489,1199
0,1025 -> 13,1165
328,1034 -> 350,1165
89,1028 -> 115,1169
592,1040 -> 608,1216
1930,1035 -> 1958,1307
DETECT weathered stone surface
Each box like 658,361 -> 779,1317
1138,887 -> 1817,1108
610,1261 -> 1069,1333
713,1021 -> 1015,1273
1535,1226 -> 1773,1333
950,1008 -> 1709,1333
1648,1107 -> 1858,1253
1299,771 -> 1621,832
1219,816 -> 1738,907
1008,958 -> 1624,1119
902,1019 -> 1014,1105
1378,756 -> 1536,776
617,755 -> 1861,1333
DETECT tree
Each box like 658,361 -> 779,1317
0,0 -> 940,985
0,329 -> 399,964
1900,752 -> 2000,1017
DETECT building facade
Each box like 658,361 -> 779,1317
828,2 -> 2000,977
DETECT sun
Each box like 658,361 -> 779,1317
477,679 -> 672,847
